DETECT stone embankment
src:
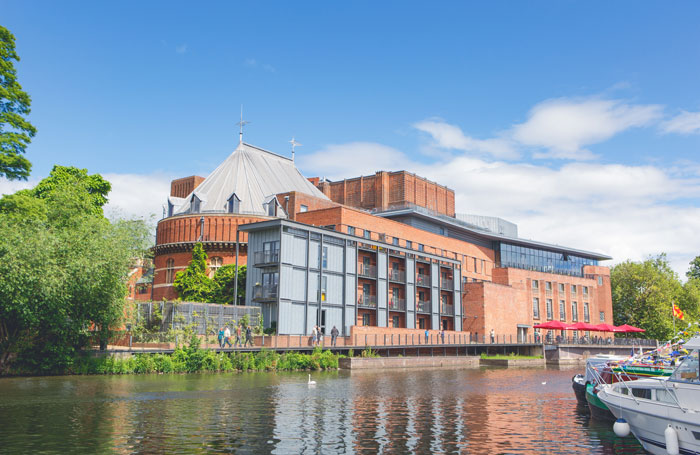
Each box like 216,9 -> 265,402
339,356 -> 480,370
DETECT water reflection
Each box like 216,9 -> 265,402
0,367 -> 645,454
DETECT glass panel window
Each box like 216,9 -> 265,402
209,256 -> 223,277
392,316 -> 400,328
322,246 -> 328,269
406,240 -> 412,249
532,280 -> 539,290
599,311 -> 605,322
545,281 -> 552,291
583,302 -> 590,322
364,230 -> 371,239
559,283 -> 565,293
546,299 -> 553,320
418,244 -> 424,252
300,204 -> 308,213
571,284 -> 577,295
348,226 -> 355,236
559,300 -> 566,321
533,297 -> 540,319
166,258 -> 175,284
598,276 -> 603,286
362,313 -> 371,326
392,237 -> 399,246
571,301 -> 578,322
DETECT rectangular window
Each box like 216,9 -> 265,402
559,300 -> 566,321
348,226 -> 355,236
473,257 -> 478,272
599,311 -> 605,322
583,302 -> 590,322
300,204 -> 308,213
583,286 -> 589,299
480,259 -> 484,273
572,301 -> 578,322
545,282 -> 552,292
418,318 -> 426,329
392,237 -> 399,246
532,280 -> 539,290
362,313 -> 370,326
392,315 -> 400,328
418,244 -> 424,252
364,229 -> 371,239
363,283 -> 371,297
571,284 -> 577,295
533,297 -> 540,319
546,299 -> 553,320
322,246 -> 328,269
406,240 -> 412,249
559,283 -> 565,293
318,275 -> 327,302
598,276 -> 603,286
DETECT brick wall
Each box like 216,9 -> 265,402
170,176 -> 205,198
313,171 -> 455,216
274,191 -> 339,221
157,214 -> 274,245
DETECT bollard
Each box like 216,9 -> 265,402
262,334 -> 265,346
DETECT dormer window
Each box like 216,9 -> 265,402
267,200 -> 277,216
227,194 -> 241,214
191,194 -> 201,213
167,200 -> 174,217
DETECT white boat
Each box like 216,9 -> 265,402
598,335 -> 700,455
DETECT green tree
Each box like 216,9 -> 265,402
212,264 -> 246,304
32,165 -> 111,216
0,179 -> 150,373
173,243 -> 215,302
611,254 -> 685,341
0,25 -> 36,180
687,256 -> 700,281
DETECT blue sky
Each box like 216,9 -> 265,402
2,1 -> 700,275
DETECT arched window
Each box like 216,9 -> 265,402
209,256 -> 223,277
166,258 -> 175,284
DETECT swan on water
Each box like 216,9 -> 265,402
308,374 -> 316,386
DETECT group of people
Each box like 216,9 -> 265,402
218,324 -> 253,348
311,325 -> 340,346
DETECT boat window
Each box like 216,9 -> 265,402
655,388 -> 676,404
670,350 -> 699,382
631,388 -> 651,400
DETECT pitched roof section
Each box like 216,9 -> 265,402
174,142 -> 329,216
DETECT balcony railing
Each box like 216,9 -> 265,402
440,278 -> 453,290
416,274 -> 430,287
389,298 -> 405,311
359,264 -> 377,279
254,250 -> 280,266
441,303 -> 454,315
358,295 -> 377,308
253,284 -> 278,301
389,269 -> 406,282
417,300 -> 431,313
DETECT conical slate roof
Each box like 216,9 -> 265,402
174,142 -> 328,216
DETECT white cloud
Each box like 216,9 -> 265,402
175,44 -> 188,54
0,177 -> 36,196
512,98 -> 663,159
300,140 -> 700,277
661,110 -> 700,135
296,142 -> 409,181
413,120 -> 518,159
103,172 -> 174,222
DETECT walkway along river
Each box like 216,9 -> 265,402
0,366 -> 646,454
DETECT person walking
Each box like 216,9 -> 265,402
217,327 -> 224,348
234,324 -> 242,347
245,326 -> 253,347
441,329 -> 445,344
330,326 -> 339,347
424,329 -> 429,344
317,326 -> 324,346
311,325 -> 317,347
490,329 -> 495,344
223,326 -> 232,348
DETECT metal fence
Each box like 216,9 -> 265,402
132,302 -> 261,336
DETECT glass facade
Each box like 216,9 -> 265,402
497,243 -> 598,277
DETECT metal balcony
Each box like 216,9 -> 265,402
358,295 -> 377,308
389,269 -> 406,282
254,250 -> 280,266
389,298 -> 405,311
441,303 -> 454,315
252,284 -> 278,302
359,264 -> 377,279
440,278 -> 453,290
416,274 -> 430,287
417,300 -> 431,313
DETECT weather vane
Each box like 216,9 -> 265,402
289,137 -> 302,162
237,105 -> 250,143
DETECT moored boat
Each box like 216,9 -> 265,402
598,335 -> 700,455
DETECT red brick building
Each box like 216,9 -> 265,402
152,140 -> 612,340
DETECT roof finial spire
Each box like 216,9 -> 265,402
289,137 -> 302,162
237,105 -> 250,144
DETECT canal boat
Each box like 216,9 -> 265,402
572,354 -> 627,406
597,335 -> 700,455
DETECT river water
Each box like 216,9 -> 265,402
0,366 -> 644,454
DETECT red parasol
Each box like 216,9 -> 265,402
533,321 -> 570,330
594,323 -> 618,332
615,324 -> 645,333
566,322 -> 599,331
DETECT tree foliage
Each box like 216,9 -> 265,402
0,172 -> 149,374
173,243 -> 215,302
0,25 -> 36,180
688,256 -> 700,281
172,244 -> 246,304
611,254 -> 700,341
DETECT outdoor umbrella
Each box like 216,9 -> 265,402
594,323 -> 618,332
615,324 -> 645,333
566,322 -> 599,331
533,321 -> 569,330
